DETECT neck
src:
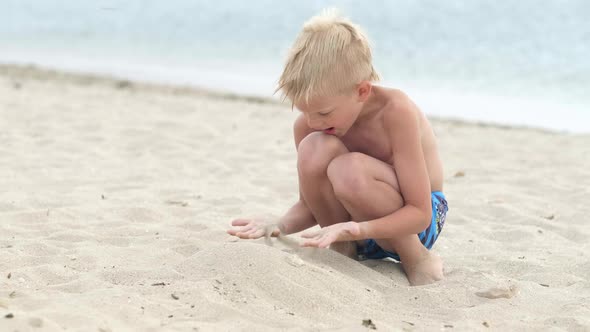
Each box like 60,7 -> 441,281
357,86 -> 386,122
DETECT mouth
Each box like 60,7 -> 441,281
323,127 -> 336,135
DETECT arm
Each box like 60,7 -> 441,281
276,199 -> 317,235
358,97 -> 432,239
279,113 -> 318,234
228,114 -> 317,238
301,99 -> 432,247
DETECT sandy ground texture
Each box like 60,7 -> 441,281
1,64 -> 589,332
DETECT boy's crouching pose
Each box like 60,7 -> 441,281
228,9 -> 448,286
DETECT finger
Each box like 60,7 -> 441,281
228,225 -> 251,236
301,232 -> 321,242
248,229 -> 265,239
235,230 -> 256,239
231,219 -> 252,226
241,227 -> 260,236
235,232 -> 257,239
301,237 -> 323,247
263,224 -> 278,237
301,240 -> 317,247
239,224 -> 259,233
227,226 -> 249,236
318,237 -> 334,248
301,230 -> 320,239
242,228 -> 262,239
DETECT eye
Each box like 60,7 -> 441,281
318,111 -> 332,116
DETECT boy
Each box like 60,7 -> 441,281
227,9 -> 448,286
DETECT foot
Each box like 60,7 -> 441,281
403,252 -> 444,286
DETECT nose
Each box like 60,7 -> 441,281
306,115 -> 325,130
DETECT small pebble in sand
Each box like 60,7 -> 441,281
165,200 -> 188,207
475,285 -> 518,299
7,272 -> 10,279
483,321 -> 490,327
286,254 -> 304,267
454,171 -> 465,177
171,293 -> 179,300
362,319 -> 376,330
5,313 -> 14,319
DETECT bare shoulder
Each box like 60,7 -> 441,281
380,88 -> 421,131
293,113 -> 315,149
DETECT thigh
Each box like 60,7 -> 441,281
356,153 -> 400,193
328,152 -> 403,220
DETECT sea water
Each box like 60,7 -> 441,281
1,0 -> 588,132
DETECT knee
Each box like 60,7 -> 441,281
297,132 -> 347,177
327,153 -> 368,201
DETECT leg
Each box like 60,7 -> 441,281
297,132 -> 356,257
327,153 -> 443,285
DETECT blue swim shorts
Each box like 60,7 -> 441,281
356,191 -> 448,262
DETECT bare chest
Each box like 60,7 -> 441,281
341,124 -> 392,164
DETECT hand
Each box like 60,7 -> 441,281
227,218 -> 280,239
301,221 -> 361,248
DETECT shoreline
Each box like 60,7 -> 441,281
1,62 -> 585,137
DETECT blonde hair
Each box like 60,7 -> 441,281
276,8 -> 380,105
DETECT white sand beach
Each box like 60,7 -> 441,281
1,64 -> 589,331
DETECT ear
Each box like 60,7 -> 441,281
356,81 -> 372,102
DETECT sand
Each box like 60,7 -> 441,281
1,64 -> 589,331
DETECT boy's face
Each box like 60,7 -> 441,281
295,90 -> 365,137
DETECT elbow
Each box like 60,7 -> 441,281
417,217 -> 429,233
418,206 -> 432,232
